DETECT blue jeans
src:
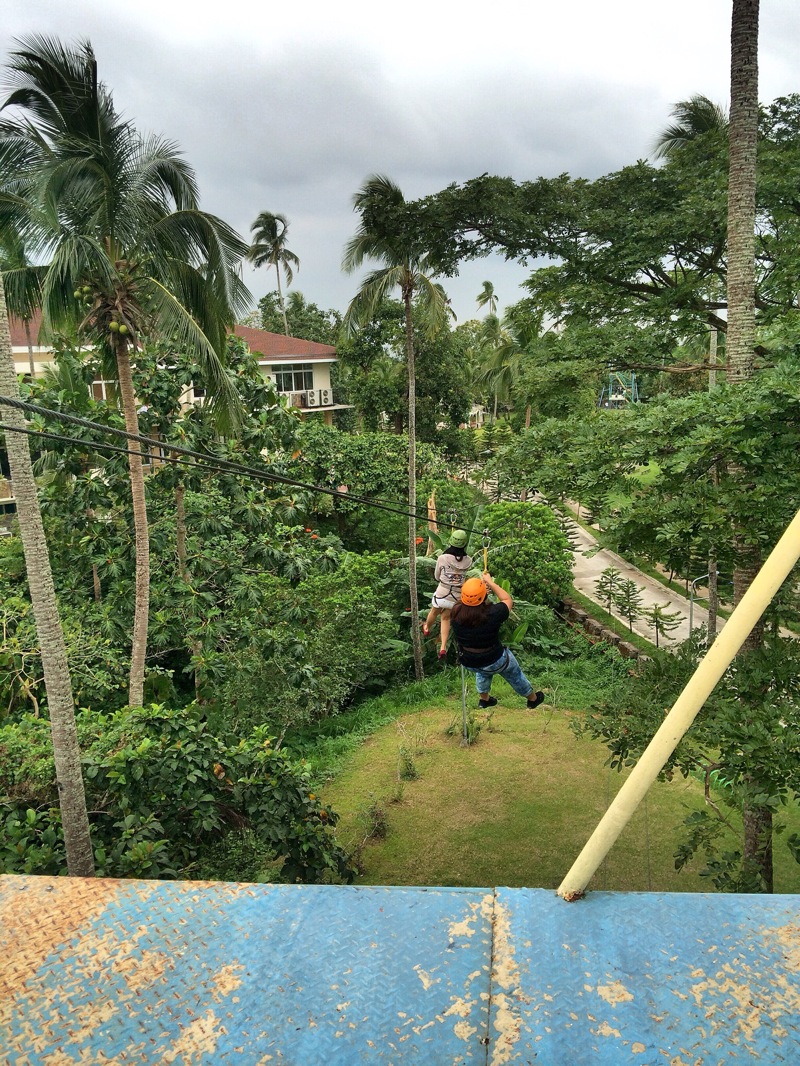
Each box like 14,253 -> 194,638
469,648 -> 533,699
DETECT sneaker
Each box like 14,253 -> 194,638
438,647 -> 447,660
422,624 -> 430,636
478,696 -> 498,708
526,691 -> 545,709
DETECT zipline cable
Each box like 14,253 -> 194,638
0,393 -> 536,544
0,396 -> 449,527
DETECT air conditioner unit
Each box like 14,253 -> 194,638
305,389 -> 319,407
319,388 -> 333,406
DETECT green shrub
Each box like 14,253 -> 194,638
482,502 -> 573,606
0,595 -> 130,719
208,551 -> 409,738
0,705 -> 353,884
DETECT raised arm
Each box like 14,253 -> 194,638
483,572 -> 513,610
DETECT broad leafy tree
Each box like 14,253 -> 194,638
253,290 -> 341,344
0,35 -> 250,706
406,96 -> 800,379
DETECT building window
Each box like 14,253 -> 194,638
91,379 -> 116,402
272,364 -> 314,393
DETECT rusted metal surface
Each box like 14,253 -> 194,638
494,887 -> 800,1064
0,877 -> 493,1063
1,876 -> 799,1063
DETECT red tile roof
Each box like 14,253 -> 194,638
8,311 -> 45,347
6,314 -> 336,361
233,325 -> 336,361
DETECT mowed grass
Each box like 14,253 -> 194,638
321,686 -> 800,894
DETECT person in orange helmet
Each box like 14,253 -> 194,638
451,572 -> 545,711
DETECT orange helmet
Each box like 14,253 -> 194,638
460,577 -> 487,606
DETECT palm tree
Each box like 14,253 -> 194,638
652,94 -> 729,159
247,212 -> 300,336
476,280 -> 498,316
1,35 -> 250,707
342,175 -> 449,680
653,15 -> 769,887
476,313 -> 514,422
0,274 -> 94,875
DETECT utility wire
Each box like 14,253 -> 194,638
0,412 -> 422,523
0,394 -> 500,536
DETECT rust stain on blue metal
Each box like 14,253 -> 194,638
1,876 -> 799,1063
1,877 -> 494,1062
492,887 -> 800,1064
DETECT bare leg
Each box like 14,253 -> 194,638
424,605 -> 441,635
439,609 -> 452,653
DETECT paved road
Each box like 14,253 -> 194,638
478,482 -> 723,648
561,508 -> 722,647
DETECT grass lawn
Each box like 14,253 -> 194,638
321,682 -> 800,894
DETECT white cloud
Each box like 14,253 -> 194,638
4,0 -> 798,320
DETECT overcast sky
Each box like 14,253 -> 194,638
5,0 -> 799,323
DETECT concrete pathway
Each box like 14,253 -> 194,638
560,507 -> 722,648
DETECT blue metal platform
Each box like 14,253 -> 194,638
1,875 -> 799,1063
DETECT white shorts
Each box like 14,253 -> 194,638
431,592 -> 459,610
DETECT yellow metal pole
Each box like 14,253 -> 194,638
558,508 -> 800,901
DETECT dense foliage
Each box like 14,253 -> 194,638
481,501 -> 573,606
574,634 -> 800,892
1,704 -> 352,882
254,291 -> 342,345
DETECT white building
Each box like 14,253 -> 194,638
7,314 -> 346,426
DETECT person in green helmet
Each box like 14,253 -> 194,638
423,529 -> 473,659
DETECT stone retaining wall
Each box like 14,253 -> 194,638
559,597 -> 645,660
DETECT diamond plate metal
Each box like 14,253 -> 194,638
2,877 -> 799,1063
1,877 -> 493,1063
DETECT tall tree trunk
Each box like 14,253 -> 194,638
707,329 -> 719,638
0,284 -> 94,876
115,339 -> 150,708
706,553 -> 718,640
175,478 -> 188,581
727,1 -> 760,635
92,563 -> 102,602
404,287 -> 424,680
275,265 -> 289,336
727,0 -> 770,886
175,476 -> 203,699
744,803 -> 773,893
727,3 -> 759,389
85,507 -> 103,602
24,318 -> 35,378
520,404 -> 532,502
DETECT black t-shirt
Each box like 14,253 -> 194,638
452,602 -> 509,667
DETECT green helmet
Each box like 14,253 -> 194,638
450,528 -> 469,548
